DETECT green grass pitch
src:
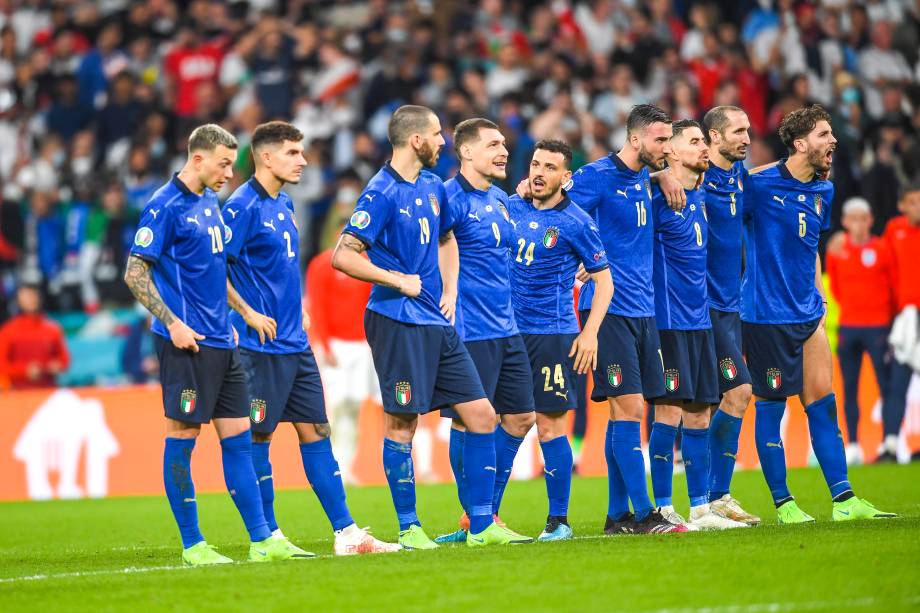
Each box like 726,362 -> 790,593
1,464 -> 918,612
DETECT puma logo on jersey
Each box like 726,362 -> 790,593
399,207 -> 411,217
225,208 -> 239,219
616,188 -> 629,198
263,220 -> 276,231
364,193 -> 376,202
468,212 -> 481,222
772,195 -> 787,206
707,182 -> 717,189
186,215 -> 199,225
150,209 -> 160,219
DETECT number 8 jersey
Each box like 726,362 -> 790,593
130,174 -> 234,349
508,194 -> 608,335
223,177 -> 308,354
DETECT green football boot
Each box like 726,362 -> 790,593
467,522 -> 531,547
776,500 -> 816,524
182,541 -> 233,566
833,497 -> 897,521
248,535 -> 313,562
398,525 -> 439,550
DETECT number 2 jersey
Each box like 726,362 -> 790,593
343,162 -> 450,326
129,175 -> 234,349
507,194 -> 608,335
223,177 -> 309,354
741,160 -> 833,324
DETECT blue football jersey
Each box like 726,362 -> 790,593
343,163 -> 450,326
223,178 -> 309,355
703,161 -> 747,313
741,161 -> 833,324
652,186 -> 711,330
567,154 -> 655,317
441,173 -> 518,341
130,175 -> 234,348
508,194 -> 608,335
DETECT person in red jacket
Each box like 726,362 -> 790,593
880,181 -> 920,462
0,285 -> 70,389
827,198 -> 896,465
306,248 -> 376,484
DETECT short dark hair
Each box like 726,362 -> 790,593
671,119 -> 702,139
533,138 -> 573,169
453,118 -> 500,157
187,124 -> 237,154
251,121 -> 304,152
899,180 -> 920,200
702,105 -> 744,143
778,105 -> 832,151
388,105 -> 436,147
626,104 -> 672,136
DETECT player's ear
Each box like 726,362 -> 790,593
562,169 -> 572,184
794,137 -> 807,154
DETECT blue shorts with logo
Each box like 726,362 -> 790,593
579,312 -> 665,402
441,334 -> 535,420
154,336 -> 248,424
742,318 -> 822,400
710,308 -> 753,394
657,329 -> 720,405
238,347 -> 328,434
522,333 -> 578,413
365,310 -> 486,414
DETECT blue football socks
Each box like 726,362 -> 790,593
493,425 -> 524,514
163,437 -> 204,549
805,393 -> 853,499
540,435 -> 573,518
649,421 -> 678,507
612,420 -> 653,521
220,430 -> 271,542
251,441 -> 278,532
681,427 -> 711,508
300,437 -> 354,531
383,438 -> 419,530
605,420 -> 630,520
464,431 -> 497,534
448,427 -> 467,513
709,409 -> 742,501
754,400 -> 792,505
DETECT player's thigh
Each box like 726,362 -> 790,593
238,349 -> 297,435
156,336 -> 227,425
441,338 -> 502,421
658,329 -> 703,405
364,311 -> 439,415
801,320 -> 834,406
523,333 -> 578,415
432,326 -> 488,416
581,312 -> 638,401
743,321 -> 810,400
711,309 -> 752,395
283,349 -> 330,433
492,335 -> 537,415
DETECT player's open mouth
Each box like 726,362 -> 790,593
532,178 -> 545,188
825,149 -> 834,163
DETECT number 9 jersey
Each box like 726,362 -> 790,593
223,177 -> 308,354
130,174 -> 234,349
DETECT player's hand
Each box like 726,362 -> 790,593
516,179 -> 532,199
440,289 -> 457,325
569,331 -> 598,375
168,319 -> 205,353
575,263 -> 589,283
302,311 -> 311,332
232,325 -> 239,346
826,231 -> 846,256
390,271 -> 422,298
244,309 -> 277,345
659,170 -> 686,211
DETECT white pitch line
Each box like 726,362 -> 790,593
638,595 -> 920,613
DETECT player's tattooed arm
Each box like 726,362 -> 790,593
226,278 -> 277,344
332,233 -> 422,298
124,255 -> 204,352
438,230 -> 458,324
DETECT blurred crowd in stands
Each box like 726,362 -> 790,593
1,0 -> 920,389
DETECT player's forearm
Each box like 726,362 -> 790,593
124,255 -> 178,326
583,269 -> 613,334
438,232 -> 459,297
331,235 -> 402,290
226,277 -> 256,319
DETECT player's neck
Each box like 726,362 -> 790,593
176,166 -> 206,195
709,149 -> 733,172
848,231 -> 870,245
253,168 -> 284,198
533,190 -> 564,210
615,147 -> 643,173
459,166 -> 491,191
672,165 -> 700,191
785,154 -> 817,183
389,149 -> 424,184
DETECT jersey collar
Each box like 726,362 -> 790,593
608,153 -> 636,174
778,158 -> 818,184
383,161 -> 413,184
171,173 -> 195,196
533,193 -> 571,212
248,176 -> 274,201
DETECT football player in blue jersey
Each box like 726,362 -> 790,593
432,118 -> 534,545
649,120 -> 748,531
566,104 -> 688,535
223,121 -> 400,556
743,105 -> 896,523
699,106 -> 761,526
124,124 -> 297,565
509,139 -> 613,541
332,105 -> 520,549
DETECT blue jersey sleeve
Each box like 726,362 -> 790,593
130,203 -> 175,262
223,203 -> 257,262
820,184 -> 834,233
573,218 -> 609,274
436,183 -> 453,236
567,165 -> 601,215
343,189 -> 392,247
743,169 -> 763,220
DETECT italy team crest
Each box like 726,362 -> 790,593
814,194 -> 822,216
664,369 -> 680,392
428,193 -> 440,216
644,179 -> 652,199
250,399 -> 267,423
543,226 -> 559,249
497,202 -> 509,221
395,381 -> 412,406
720,358 -> 737,381
607,364 -> 622,388
180,389 -> 197,414
767,368 -> 782,390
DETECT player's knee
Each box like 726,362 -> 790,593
252,432 -> 273,444
535,412 -> 566,442
384,413 -> 418,443
681,406 -> 710,429
451,418 -> 467,432
610,394 -> 644,421
501,412 -> 535,437
454,398 -> 497,433
722,384 -> 752,417
654,403 -> 681,426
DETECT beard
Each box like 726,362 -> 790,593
719,144 -> 746,163
418,141 -> 441,168
807,146 -> 832,173
638,144 -> 666,170
686,159 -> 710,174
